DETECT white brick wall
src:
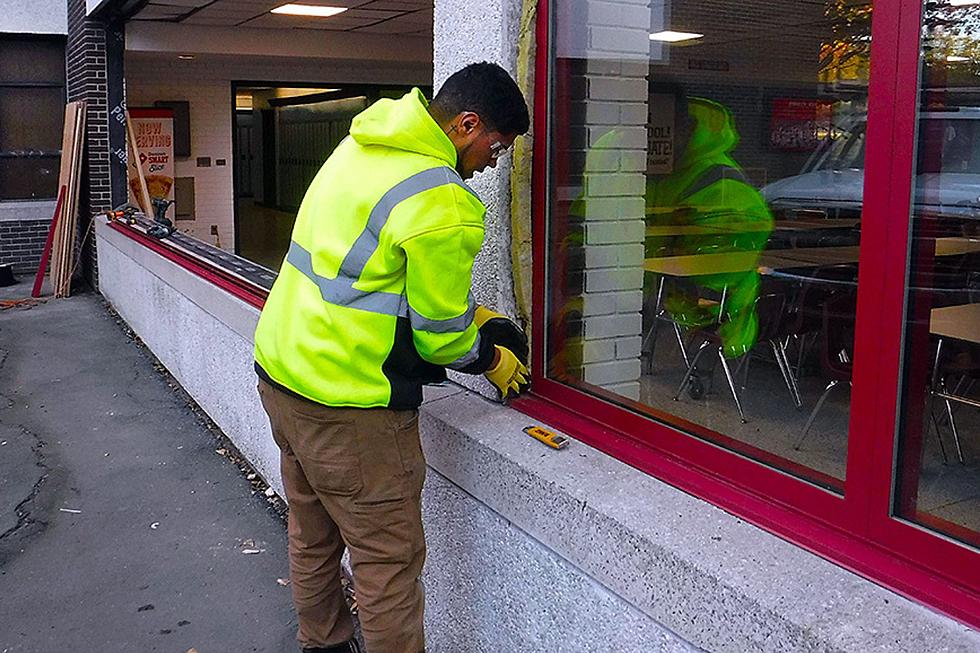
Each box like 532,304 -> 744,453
559,0 -> 652,401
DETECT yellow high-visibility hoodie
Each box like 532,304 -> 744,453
254,88 -> 495,409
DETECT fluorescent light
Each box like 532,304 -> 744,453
178,54 -> 195,60
650,30 -> 703,43
950,0 -> 980,6
947,55 -> 970,62
271,3 -> 348,17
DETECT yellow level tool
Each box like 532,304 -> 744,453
523,425 -> 569,450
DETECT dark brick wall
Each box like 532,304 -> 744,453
66,0 -> 119,291
0,220 -> 49,275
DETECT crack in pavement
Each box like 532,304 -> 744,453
0,427 -> 52,561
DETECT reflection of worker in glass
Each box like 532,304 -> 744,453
646,93 -> 773,358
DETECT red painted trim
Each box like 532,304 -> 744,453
107,221 -> 268,311
128,108 -> 174,119
549,377 -> 843,491
32,185 -> 66,298
912,512 -> 980,552
530,0 -> 550,388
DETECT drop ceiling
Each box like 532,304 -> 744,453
130,0 -> 432,36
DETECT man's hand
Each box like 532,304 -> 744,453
484,345 -> 530,400
474,306 -> 528,364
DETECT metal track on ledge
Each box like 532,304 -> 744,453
127,216 -> 278,293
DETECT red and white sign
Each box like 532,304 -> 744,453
769,98 -> 833,152
128,108 -> 175,220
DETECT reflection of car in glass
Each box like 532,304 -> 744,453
762,108 -> 980,220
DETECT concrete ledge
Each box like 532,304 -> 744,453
0,200 -> 56,222
419,387 -> 980,653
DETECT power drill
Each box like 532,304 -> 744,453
146,198 -> 175,239
102,204 -> 139,225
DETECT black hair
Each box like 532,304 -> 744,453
430,62 -> 530,136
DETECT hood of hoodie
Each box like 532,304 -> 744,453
676,96 -> 740,173
349,88 -> 457,167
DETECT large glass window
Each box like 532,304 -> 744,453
0,36 -> 65,201
895,0 -> 980,547
545,0 -> 877,489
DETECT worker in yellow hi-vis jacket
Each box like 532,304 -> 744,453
253,62 -> 530,653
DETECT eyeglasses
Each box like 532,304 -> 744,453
488,138 -> 514,160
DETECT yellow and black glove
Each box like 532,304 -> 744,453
485,345 -> 530,400
474,305 -> 528,365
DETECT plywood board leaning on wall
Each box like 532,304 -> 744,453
50,100 -> 87,299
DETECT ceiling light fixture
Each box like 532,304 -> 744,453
649,30 -> 704,43
178,54 -> 195,60
949,0 -> 980,6
947,55 -> 970,62
271,3 -> 348,17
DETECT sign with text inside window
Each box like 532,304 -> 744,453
128,108 -> 175,221
769,98 -> 833,151
647,93 -> 676,175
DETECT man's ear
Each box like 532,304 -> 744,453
457,111 -> 481,136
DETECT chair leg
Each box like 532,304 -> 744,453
772,340 -> 803,409
794,379 -> 840,450
927,391 -> 949,465
673,322 -> 690,369
674,340 -> 711,401
717,347 -> 747,423
733,351 -> 751,390
641,276 -> 666,374
943,393 -> 965,464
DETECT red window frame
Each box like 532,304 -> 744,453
517,0 -> 980,626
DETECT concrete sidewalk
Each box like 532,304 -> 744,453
0,281 -> 297,653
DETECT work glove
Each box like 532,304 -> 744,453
485,345 -> 530,400
474,305 -> 528,365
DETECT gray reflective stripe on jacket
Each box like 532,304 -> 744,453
682,165 -> 748,200
285,165 -> 482,369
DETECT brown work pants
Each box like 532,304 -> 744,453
258,380 -> 427,653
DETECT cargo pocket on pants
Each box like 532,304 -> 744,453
354,409 -> 423,507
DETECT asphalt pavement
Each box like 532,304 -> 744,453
0,279 -> 299,653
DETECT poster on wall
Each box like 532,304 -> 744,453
128,108 -> 175,221
769,98 -> 833,151
647,93 -> 676,175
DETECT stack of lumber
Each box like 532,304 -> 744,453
50,100 -> 87,298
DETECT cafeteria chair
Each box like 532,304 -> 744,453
673,293 -> 797,423
794,293 -> 856,450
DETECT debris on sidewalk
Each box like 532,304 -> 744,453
240,538 -> 266,555
0,298 -> 45,311
59,508 -> 82,514
276,577 -> 290,587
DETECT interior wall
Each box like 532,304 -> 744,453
125,53 -> 430,251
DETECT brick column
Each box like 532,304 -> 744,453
66,0 -> 124,290
559,0 -> 652,401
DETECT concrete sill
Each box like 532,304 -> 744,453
419,384 -> 979,653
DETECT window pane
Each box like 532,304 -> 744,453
894,2 -> 980,547
546,0 -> 875,488
0,156 -> 60,200
0,87 -> 65,151
0,36 -> 65,202
0,37 -> 65,83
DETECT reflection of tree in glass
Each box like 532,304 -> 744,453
820,0 -> 980,83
